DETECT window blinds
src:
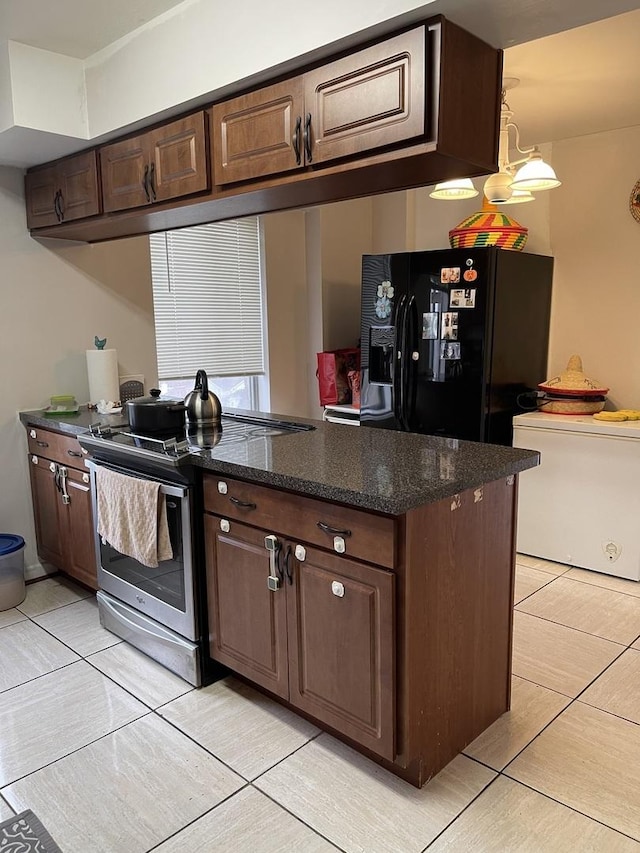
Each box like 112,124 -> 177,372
150,219 -> 265,380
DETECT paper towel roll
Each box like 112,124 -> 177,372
86,349 -> 120,403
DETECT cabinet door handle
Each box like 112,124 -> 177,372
67,449 -> 83,458
264,534 -> 282,591
303,113 -> 312,162
142,164 -> 150,201
59,466 -> 70,505
229,496 -> 257,510
317,521 -> 352,537
54,189 -> 64,221
283,544 -> 293,585
36,440 -> 49,448
292,115 -> 302,165
149,161 -> 157,201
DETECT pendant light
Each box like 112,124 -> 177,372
429,78 -> 560,204
429,178 -> 479,200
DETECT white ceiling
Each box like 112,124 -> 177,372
0,0 -> 639,166
503,8 -> 640,145
0,0 -> 186,59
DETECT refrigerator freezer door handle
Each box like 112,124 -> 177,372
396,293 -> 414,431
403,294 -> 417,429
394,293 -> 407,429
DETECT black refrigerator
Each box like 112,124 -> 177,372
360,247 -> 553,446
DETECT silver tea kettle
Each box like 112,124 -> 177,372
184,369 -> 222,426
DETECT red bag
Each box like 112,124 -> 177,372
316,349 -> 360,405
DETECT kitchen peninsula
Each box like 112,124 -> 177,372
20,407 -> 538,787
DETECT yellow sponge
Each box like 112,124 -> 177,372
615,410 -> 640,420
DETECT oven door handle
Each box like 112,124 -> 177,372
98,592 -> 196,650
86,459 -> 188,498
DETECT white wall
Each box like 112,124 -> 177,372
263,199 -> 375,419
0,166 -> 157,576
263,209 -> 312,418
547,125 -> 640,408
320,198 -> 373,352
8,42 -> 88,138
0,42 -> 14,133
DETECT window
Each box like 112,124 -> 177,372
149,218 -> 269,411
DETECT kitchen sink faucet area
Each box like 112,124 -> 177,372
1,561 -> 640,851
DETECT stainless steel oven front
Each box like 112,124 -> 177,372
86,458 -> 201,685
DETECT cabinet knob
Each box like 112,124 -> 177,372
220,519 -> 230,533
82,473 -> 90,484
295,544 -> 306,562
333,536 -> 346,554
30,429 -> 36,439
331,581 -> 345,597
218,481 -> 228,494
49,461 -> 57,474
31,455 -> 38,465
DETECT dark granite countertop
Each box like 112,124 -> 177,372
19,406 -> 539,514
20,407 -> 128,436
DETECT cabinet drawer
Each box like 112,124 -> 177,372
27,428 -> 87,468
203,474 -> 396,568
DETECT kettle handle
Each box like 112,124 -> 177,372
195,369 -> 209,402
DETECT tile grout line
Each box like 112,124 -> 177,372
513,607 -> 636,646
497,773 -> 640,845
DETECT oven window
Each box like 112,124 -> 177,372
99,496 -> 186,612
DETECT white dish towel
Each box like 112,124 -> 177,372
96,467 -> 173,568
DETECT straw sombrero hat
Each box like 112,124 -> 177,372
537,355 -> 608,414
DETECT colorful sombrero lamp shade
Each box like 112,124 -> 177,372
449,197 -> 529,251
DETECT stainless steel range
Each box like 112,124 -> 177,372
79,413 -> 313,686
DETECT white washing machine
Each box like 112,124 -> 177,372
513,412 -> 640,581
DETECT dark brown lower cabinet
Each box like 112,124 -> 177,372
26,426 -> 98,590
28,455 -> 66,568
205,515 -> 395,759
204,472 -> 518,788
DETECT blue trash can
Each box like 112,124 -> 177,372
0,534 -> 26,610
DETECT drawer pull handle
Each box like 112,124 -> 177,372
229,497 -> 257,510
67,449 -> 83,458
317,521 -> 352,537
36,440 -> 49,448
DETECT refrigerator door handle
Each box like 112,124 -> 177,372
396,293 -> 412,431
393,293 -> 406,428
403,294 -> 417,429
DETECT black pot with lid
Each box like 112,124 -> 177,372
126,388 -> 186,434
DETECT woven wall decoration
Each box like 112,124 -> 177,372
630,179 -> 640,223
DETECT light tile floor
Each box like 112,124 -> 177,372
1,566 -> 640,852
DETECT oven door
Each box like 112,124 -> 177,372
87,460 -> 197,641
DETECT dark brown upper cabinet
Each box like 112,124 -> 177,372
100,112 -> 209,213
24,17 -> 501,242
25,150 -> 100,229
213,27 -> 425,186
